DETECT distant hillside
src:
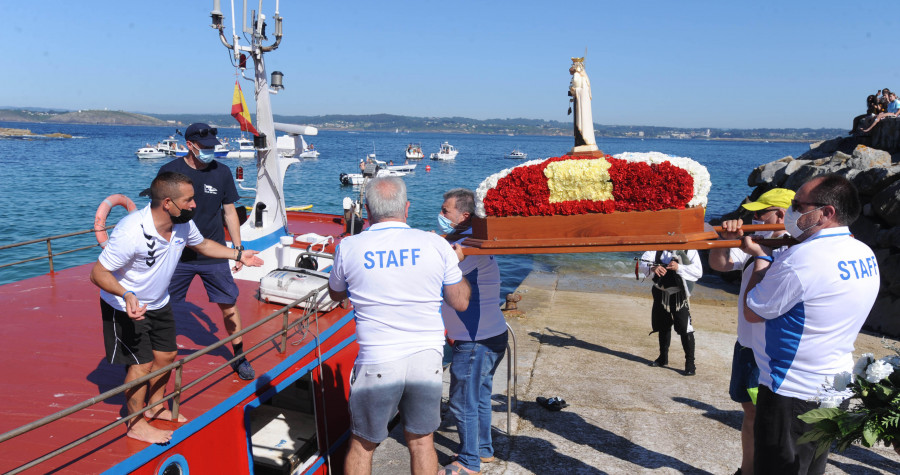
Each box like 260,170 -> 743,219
0,109 -> 168,126
2,108 -> 845,141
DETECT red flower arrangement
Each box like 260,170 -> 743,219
482,154 -> 694,217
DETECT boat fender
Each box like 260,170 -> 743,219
94,194 -> 137,247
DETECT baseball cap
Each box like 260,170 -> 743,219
184,122 -> 221,148
741,188 -> 795,211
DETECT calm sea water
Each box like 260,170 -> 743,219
0,121 -> 809,288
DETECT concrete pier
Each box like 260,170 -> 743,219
372,269 -> 900,474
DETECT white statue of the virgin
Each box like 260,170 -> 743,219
568,57 -> 599,153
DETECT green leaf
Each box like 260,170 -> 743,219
798,407 -> 844,424
863,425 -> 878,447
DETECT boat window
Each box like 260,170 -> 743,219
248,372 -> 319,475
156,454 -> 188,475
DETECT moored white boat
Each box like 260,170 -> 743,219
430,141 -> 458,160
339,168 -> 407,186
226,137 -> 256,159
157,137 -> 188,157
405,143 -> 424,160
135,146 -> 166,159
505,148 -> 527,159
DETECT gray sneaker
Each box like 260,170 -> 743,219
231,357 -> 255,380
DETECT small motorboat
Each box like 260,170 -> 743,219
226,137 -> 256,159
157,137 -> 188,157
373,158 -> 417,173
339,169 -> 408,186
297,136 -> 320,159
135,146 -> 166,159
430,141 -> 458,160
505,148 -> 527,159
214,139 -> 231,158
405,143 -> 424,160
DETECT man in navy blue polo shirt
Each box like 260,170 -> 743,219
159,123 -> 253,380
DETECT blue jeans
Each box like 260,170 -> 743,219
448,331 -> 508,472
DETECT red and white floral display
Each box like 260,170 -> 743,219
475,152 -> 711,218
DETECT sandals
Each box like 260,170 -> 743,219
536,396 -> 569,411
439,461 -> 480,474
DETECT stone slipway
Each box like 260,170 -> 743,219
371,269 -> 900,474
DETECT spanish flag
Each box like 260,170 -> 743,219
231,81 -> 259,136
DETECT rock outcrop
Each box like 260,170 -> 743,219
745,135 -> 900,335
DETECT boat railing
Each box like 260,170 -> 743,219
0,282 -> 332,475
0,225 -> 113,273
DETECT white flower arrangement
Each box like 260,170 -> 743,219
801,343 -> 900,456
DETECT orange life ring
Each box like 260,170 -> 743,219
94,194 -> 137,247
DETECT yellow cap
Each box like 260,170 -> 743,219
741,188 -> 795,211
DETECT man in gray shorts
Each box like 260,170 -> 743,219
328,176 -> 471,474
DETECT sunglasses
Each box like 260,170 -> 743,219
752,208 -> 778,219
189,127 -> 217,138
790,200 -> 826,212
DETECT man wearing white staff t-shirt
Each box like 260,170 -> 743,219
90,171 -> 263,445
742,175 -> 879,474
328,176 -> 471,475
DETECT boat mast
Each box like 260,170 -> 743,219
210,0 -> 289,246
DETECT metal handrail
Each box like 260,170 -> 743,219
0,226 -> 112,272
0,283 -> 331,474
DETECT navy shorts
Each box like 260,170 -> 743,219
729,341 -> 760,403
102,300 -> 177,366
168,262 -> 239,305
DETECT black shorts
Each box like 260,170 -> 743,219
754,385 -> 829,474
101,299 -> 177,366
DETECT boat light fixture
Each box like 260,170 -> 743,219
210,0 -> 224,28
271,71 -> 284,90
236,166 -> 244,182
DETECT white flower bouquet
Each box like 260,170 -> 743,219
798,341 -> 900,456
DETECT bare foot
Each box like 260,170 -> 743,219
144,407 -> 188,422
127,418 -> 173,444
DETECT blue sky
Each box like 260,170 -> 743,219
3,1 -> 898,129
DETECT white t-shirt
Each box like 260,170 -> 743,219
98,205 -> 204,311
746,227 -> 879,399
328,221 -> 463,364
441,249 -> 507,341
637,249 -> 703,282
729,244 -> 787,347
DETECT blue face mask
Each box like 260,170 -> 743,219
437,214 -> 457,234
196,147 -> 216,163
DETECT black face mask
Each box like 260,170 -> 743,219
169,201 -> 195,224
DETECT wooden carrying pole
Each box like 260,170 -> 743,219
460,223 -> 792,255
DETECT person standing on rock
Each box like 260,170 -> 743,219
742,175 -> 879,474
637,249 -> 702,376
437,188 -> 508,475
708,188 -> 794,475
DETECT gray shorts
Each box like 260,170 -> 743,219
348,349 -> 443,443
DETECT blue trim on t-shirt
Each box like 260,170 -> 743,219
766,300 -> 805,392
457,268 -> 482,340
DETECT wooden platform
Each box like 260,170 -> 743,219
463,207 -> 721,254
